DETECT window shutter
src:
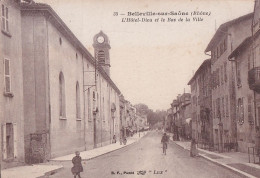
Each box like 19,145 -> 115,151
241,98 -> 244,121
13,123 -> 18,158
4,59 -> 11,93
2,123 -> 7,159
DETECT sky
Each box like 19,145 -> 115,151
35,0 -> 254,111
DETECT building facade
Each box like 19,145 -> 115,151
170,93 -> 192,140
227,0 -> 260,153
205,13 -> 253,152
229,37 -> 257,152
1,0 -> 25,169
178,93 -> 192,140
188,73 -> 201,142
188,59 -> 213,148
250,0 -> 260,152
1,0 -> 123,168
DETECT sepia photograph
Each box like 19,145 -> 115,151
0,0 -> 260,177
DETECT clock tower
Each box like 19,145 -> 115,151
93,31 -> 111,76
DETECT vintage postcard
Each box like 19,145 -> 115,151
1,0 -> 260,178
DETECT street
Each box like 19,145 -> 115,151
49,131 -> 244,178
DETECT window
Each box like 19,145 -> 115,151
102,97 -> 105,122
76,82 -> 80,119
212,71 -> 215,89
222,97 -> 225,118
224,39 -> 227,51
221,66 -> 224,85
248,95 -> 254,125
98,50 -> 105,64
59,72 -> 66,118
224,62 -> 227,82
93,91 -> 96,113
226,95 -> 229,117
237,98 -> 244,124
236,60 -> 241,87
1,4 -> 9,32
4,58 -> 11,93
216,69 -> 220,87
59,37 -> 62,45
87,89 -> 91,121
220,43 -> 223,55
1,123 -> 17,159
216,98 -> 221,119
213,100 -> 215,119
248,54 -> 251,71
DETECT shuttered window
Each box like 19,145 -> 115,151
1,4 -> 9,32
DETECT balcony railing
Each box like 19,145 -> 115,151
248,67 -> 260,93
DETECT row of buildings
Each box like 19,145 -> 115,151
0,0 -> 147,169
165,93 -> 192,141
167,1 -> 260,153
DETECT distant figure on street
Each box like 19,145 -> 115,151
190,139 -> 198,157
123,136 -> 127,145
71,151 -> 83,178
161,133 -> 168,155
112,135 -> 117,143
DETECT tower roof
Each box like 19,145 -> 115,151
93,30 -> 111,49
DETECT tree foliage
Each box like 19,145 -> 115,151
134,103 -> 167,126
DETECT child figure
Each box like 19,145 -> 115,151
71,151 -> 83,178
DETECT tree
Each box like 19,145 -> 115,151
134,103 -> 166,127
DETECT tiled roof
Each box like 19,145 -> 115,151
188,59 -> 211,85
205,13 -> 253,52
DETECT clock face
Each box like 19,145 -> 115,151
97,36 -> 105,43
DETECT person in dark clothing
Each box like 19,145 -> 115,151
161,133 -> 168,155
71,151 -> 83,178
190,139 -> 198,157
112,135 -> 117,143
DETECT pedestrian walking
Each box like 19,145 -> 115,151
71,151 -> 83,178
123,136 -> 127,145
112,135 -> 117,143
190,139 -> 198,157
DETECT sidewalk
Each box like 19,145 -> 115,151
173,140 -> 260,178
1,132 -> 148,178
1,164 -> 63,178
51,131 -> 148,161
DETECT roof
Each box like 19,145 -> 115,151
188,59 -> 211,85
229,29 -> 260,59
205,13 -> 253,52
228,36 -> 252,59
20,2 -> 121,94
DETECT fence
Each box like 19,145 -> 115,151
248,147 -> 260,164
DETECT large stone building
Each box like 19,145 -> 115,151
249,0 -> 260,152
0,0 -> 25,169
205,13 -> 253,152
1,0 -> 123,168
188,59 -> 213,148
227,0 -> 260,152
228,37 -> 256,152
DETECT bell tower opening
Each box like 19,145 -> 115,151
93,31 -> 111,76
